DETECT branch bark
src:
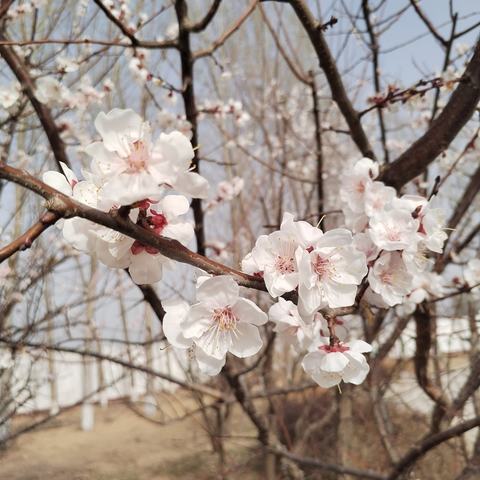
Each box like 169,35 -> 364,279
0,34 -> 71,169
0,211 -> 60,263
387,417 -> 480,480
380,40 -> 480,189
284,0 -> 375,159
176,0 -> 206,256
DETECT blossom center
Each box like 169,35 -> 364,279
130,209 -> 169,256
149,210 -> 168,235
386,228 -> 401,241
356,180 -> 366,193
320,344 -> 349,353
212,306 -> 238,331
313,254 -> 333,278
380,271 -> 393,285
127,140 -> 149,172
275,255 -> 296,274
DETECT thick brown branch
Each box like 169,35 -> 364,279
176,0 -> 205,255
435,163 -> 480,272
0,163 -> 360,319
414,306 -> 449,431
0,0 -> 14,19
387,416 -> 480,480
380,40 -> 480,189
0,34 -> 71,169
134,282 -> 166,324
0,163 -> 265,290
443,352 -> 480,424
285,0 -> 374,159
446,163 -> 480,234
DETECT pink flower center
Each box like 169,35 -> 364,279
149,210 -> 168,234
127,140 -> 149,172
313,254 -> 332,278
320,344 -> 349,353
212,306 -> 238,331
386,229 -> 401,241
380,271 -> 393,285
275,255 -> 296,274
356,180 -> 366,193
130,209 -> 168,256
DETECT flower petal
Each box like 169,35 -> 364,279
94,108 -> 144,155
342,362 -> 370,385
173,171 -> 209,199
320,352 -> 349,373
195,346 -> 225,375
229,322 -> 263,358
42,171 -> 72,196
196,275 -> 239,308
163,299 -> 192,349
159,195 -> 190,218
232,298 -> 267,326
182,303 -> 213,339
128,252 -> 165,284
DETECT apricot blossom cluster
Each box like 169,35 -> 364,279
43,111 -> 448,388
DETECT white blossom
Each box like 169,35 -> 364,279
0,82 -> 21,108
296,229 -> 367,313
86,108 -> 209,205
369,209 -> 420,251
268,298 -> 315,350
43,162 -> 101,252
368,252 -> 413,306
35,76 -> 70,105
340,157 -> 379,213
181,276 -> 267,361
163,298 -> 226,375
302,340 -> 372,388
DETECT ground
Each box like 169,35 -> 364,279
0,399 -> 260,480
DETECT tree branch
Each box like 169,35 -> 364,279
186,0 -> 222,32
0,337 -> 223,399
362,0 -> 389,162
0,211 -> 60,263
193,0 -> 258,59
408,0 -> 447,47
387,416 -> 480,480
176,0 -> 206,256
414,305 -> 449,430
0,34 -> 71,169
270,447 -> 386,480
284,0 -> 375,159
380,39 -> 480,189
92,0 -> 177,49
0,162 -> 266,290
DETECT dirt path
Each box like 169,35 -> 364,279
0,401 -> 255,480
